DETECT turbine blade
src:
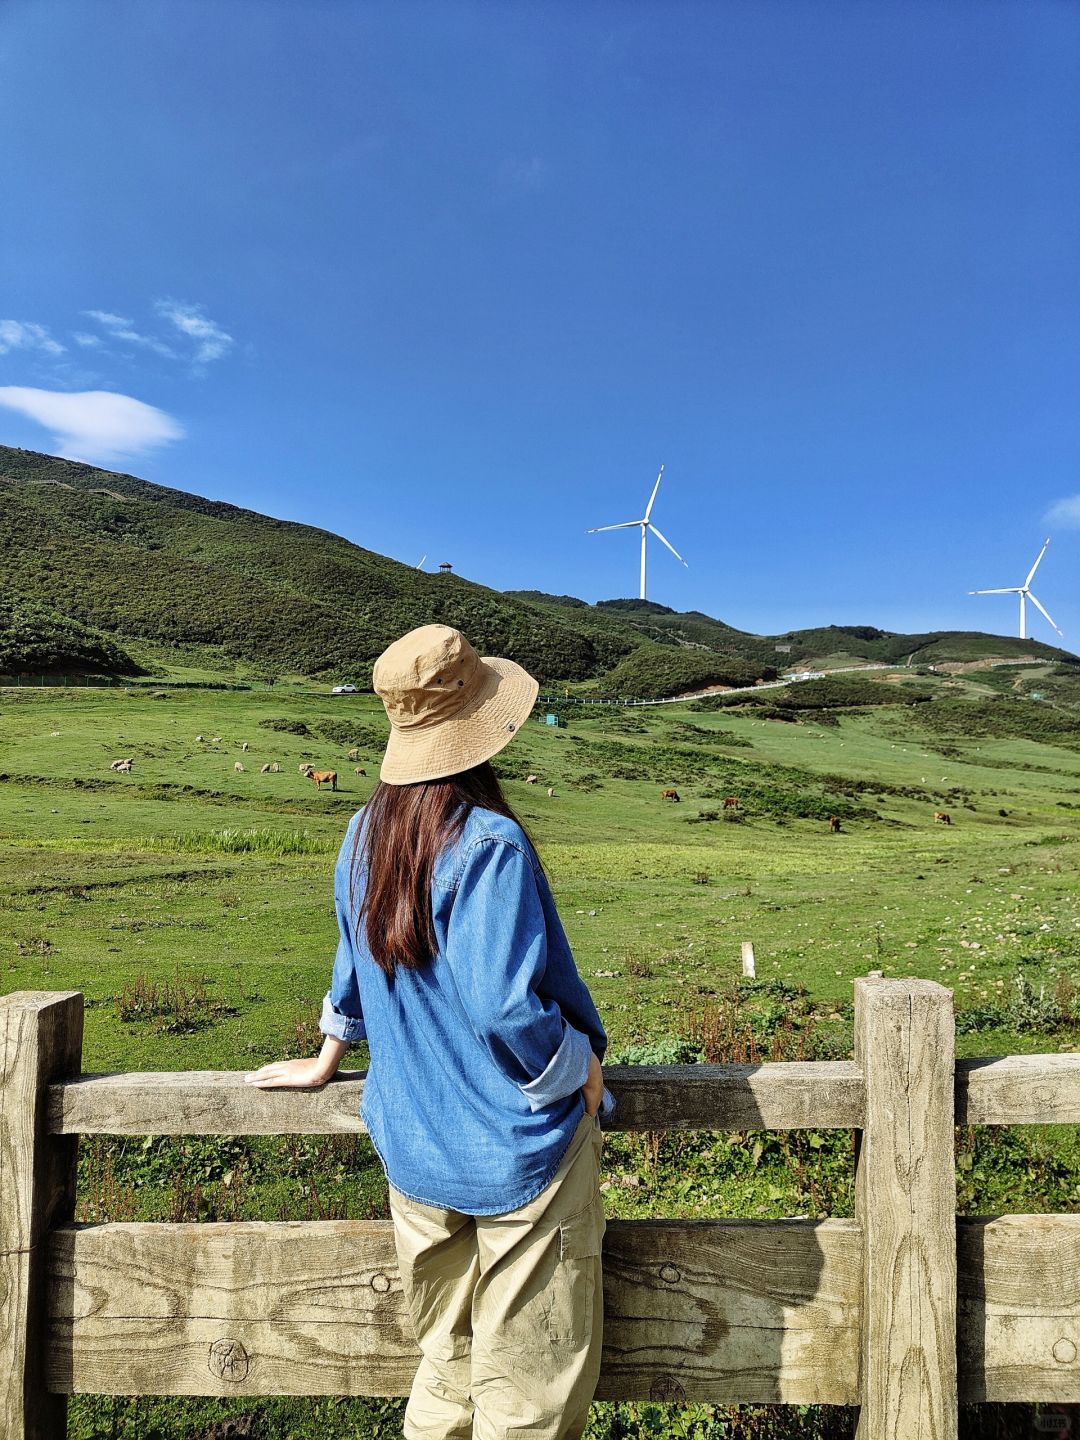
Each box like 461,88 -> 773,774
1027,591 -> 1063,635
643,464 -> 665,521
588,521 -> 642,533
648,524 -> 688,566
969,587 -> 1020,595
1025,537 -> 1051,588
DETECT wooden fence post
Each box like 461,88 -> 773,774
854,976 -> 957,1439
0,992 -> 84,1440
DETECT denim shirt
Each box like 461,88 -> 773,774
320,805 -> 617,1215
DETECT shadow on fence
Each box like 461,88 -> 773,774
3,977 -> 1080,1439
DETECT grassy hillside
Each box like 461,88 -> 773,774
0,447 -> 635,684
3,446 -> 1074,699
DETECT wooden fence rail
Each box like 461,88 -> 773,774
3,978 -> 1080,1439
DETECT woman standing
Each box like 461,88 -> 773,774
246,624 -> 614,1440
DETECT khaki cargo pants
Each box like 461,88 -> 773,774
388,1108 -> 606,1440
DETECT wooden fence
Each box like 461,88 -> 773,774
3,977 -> 1080,1439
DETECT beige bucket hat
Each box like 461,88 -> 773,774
373,625 -> 540,785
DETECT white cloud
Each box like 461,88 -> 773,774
71,331 -> 104,348
83,309 -> 132,329
0,386 -> 184,464
0,320 -> 65,356
155,299 -> 233,363
82,309 -> 176,358
1045,495 -> 1080,530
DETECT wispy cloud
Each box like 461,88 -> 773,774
83,309 -> 131,329
0,320 -> 65,356
497,155 -> 549,191
1045,496 -> 1080,530
0,386 -> 184,464
71,331 -> 104,348
82,309 -> 177,358
155,299 -> 233,364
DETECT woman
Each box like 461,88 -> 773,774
246,623 -> 615,1440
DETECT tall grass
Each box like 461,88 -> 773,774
168,827 -> 336,856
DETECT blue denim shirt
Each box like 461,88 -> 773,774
320,805 -> 617,1215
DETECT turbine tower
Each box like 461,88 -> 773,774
587,464 -> 688,600
969,537 -> 1063,640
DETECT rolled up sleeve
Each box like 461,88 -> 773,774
320,831 -> 367,1045
446,837 -> 596,1112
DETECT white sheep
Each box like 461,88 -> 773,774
234,761 -> 245,773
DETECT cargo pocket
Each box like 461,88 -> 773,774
546,1190 -> 604,1352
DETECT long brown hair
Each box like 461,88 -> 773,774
349,761 -> 530,977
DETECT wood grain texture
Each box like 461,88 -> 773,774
956,1054 -> 1080,1125
47,1061 -> 866,1135
45,1218 -> 863,1403
958,1215 -> 1080,1403
0,991 -> 83,1440
853,977 -> 957,1440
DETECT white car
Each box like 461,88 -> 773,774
331,684 -> 358,694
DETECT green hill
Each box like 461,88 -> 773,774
1,445 -> 1075,693
0,447 -> 635,684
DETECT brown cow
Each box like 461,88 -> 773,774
662,788 -> 680,802
308,769 -> 338,791
829,815 -> 842,833
722,796 -> 739,809
933,811 -> 952,825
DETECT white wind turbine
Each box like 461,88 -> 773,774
587,464 -> 688,600
969,537 -> 1063,640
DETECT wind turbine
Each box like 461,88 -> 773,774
587,464 -> 688,600
416,554 -> 427,570
969,537 -> 1063,640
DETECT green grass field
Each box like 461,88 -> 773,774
3,675 -> 1079,1439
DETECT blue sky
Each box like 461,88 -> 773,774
2,0 -> 1078,642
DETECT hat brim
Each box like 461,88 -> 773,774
379,657 -> 540,785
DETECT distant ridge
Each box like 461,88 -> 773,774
1,445 -> 1075,692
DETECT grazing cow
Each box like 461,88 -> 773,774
260,763 -> 271,774
235,761 -> 245,773
348,747 -> 360,761
661,789 -> 680,802
354,766 -> 367,776
109,757 -> 134,771
308,769 -> 338,791
722,796 -> 739,809
547,787 -> 555,797
525,775 -> 538,784
933,811 -> 952,825
829,815 -> 842,833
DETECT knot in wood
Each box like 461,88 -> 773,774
649,1374 -> 687,1402
658,1263 -> 682,1285
1052,1337 -> 1077,1365
370,1272 -> 391,1293
208,1337 -> 250,1382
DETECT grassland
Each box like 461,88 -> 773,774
3,670 -> 1079,1439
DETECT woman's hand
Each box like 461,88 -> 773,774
244,1056 -> 335,1089
582,1050 -> 604,1116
